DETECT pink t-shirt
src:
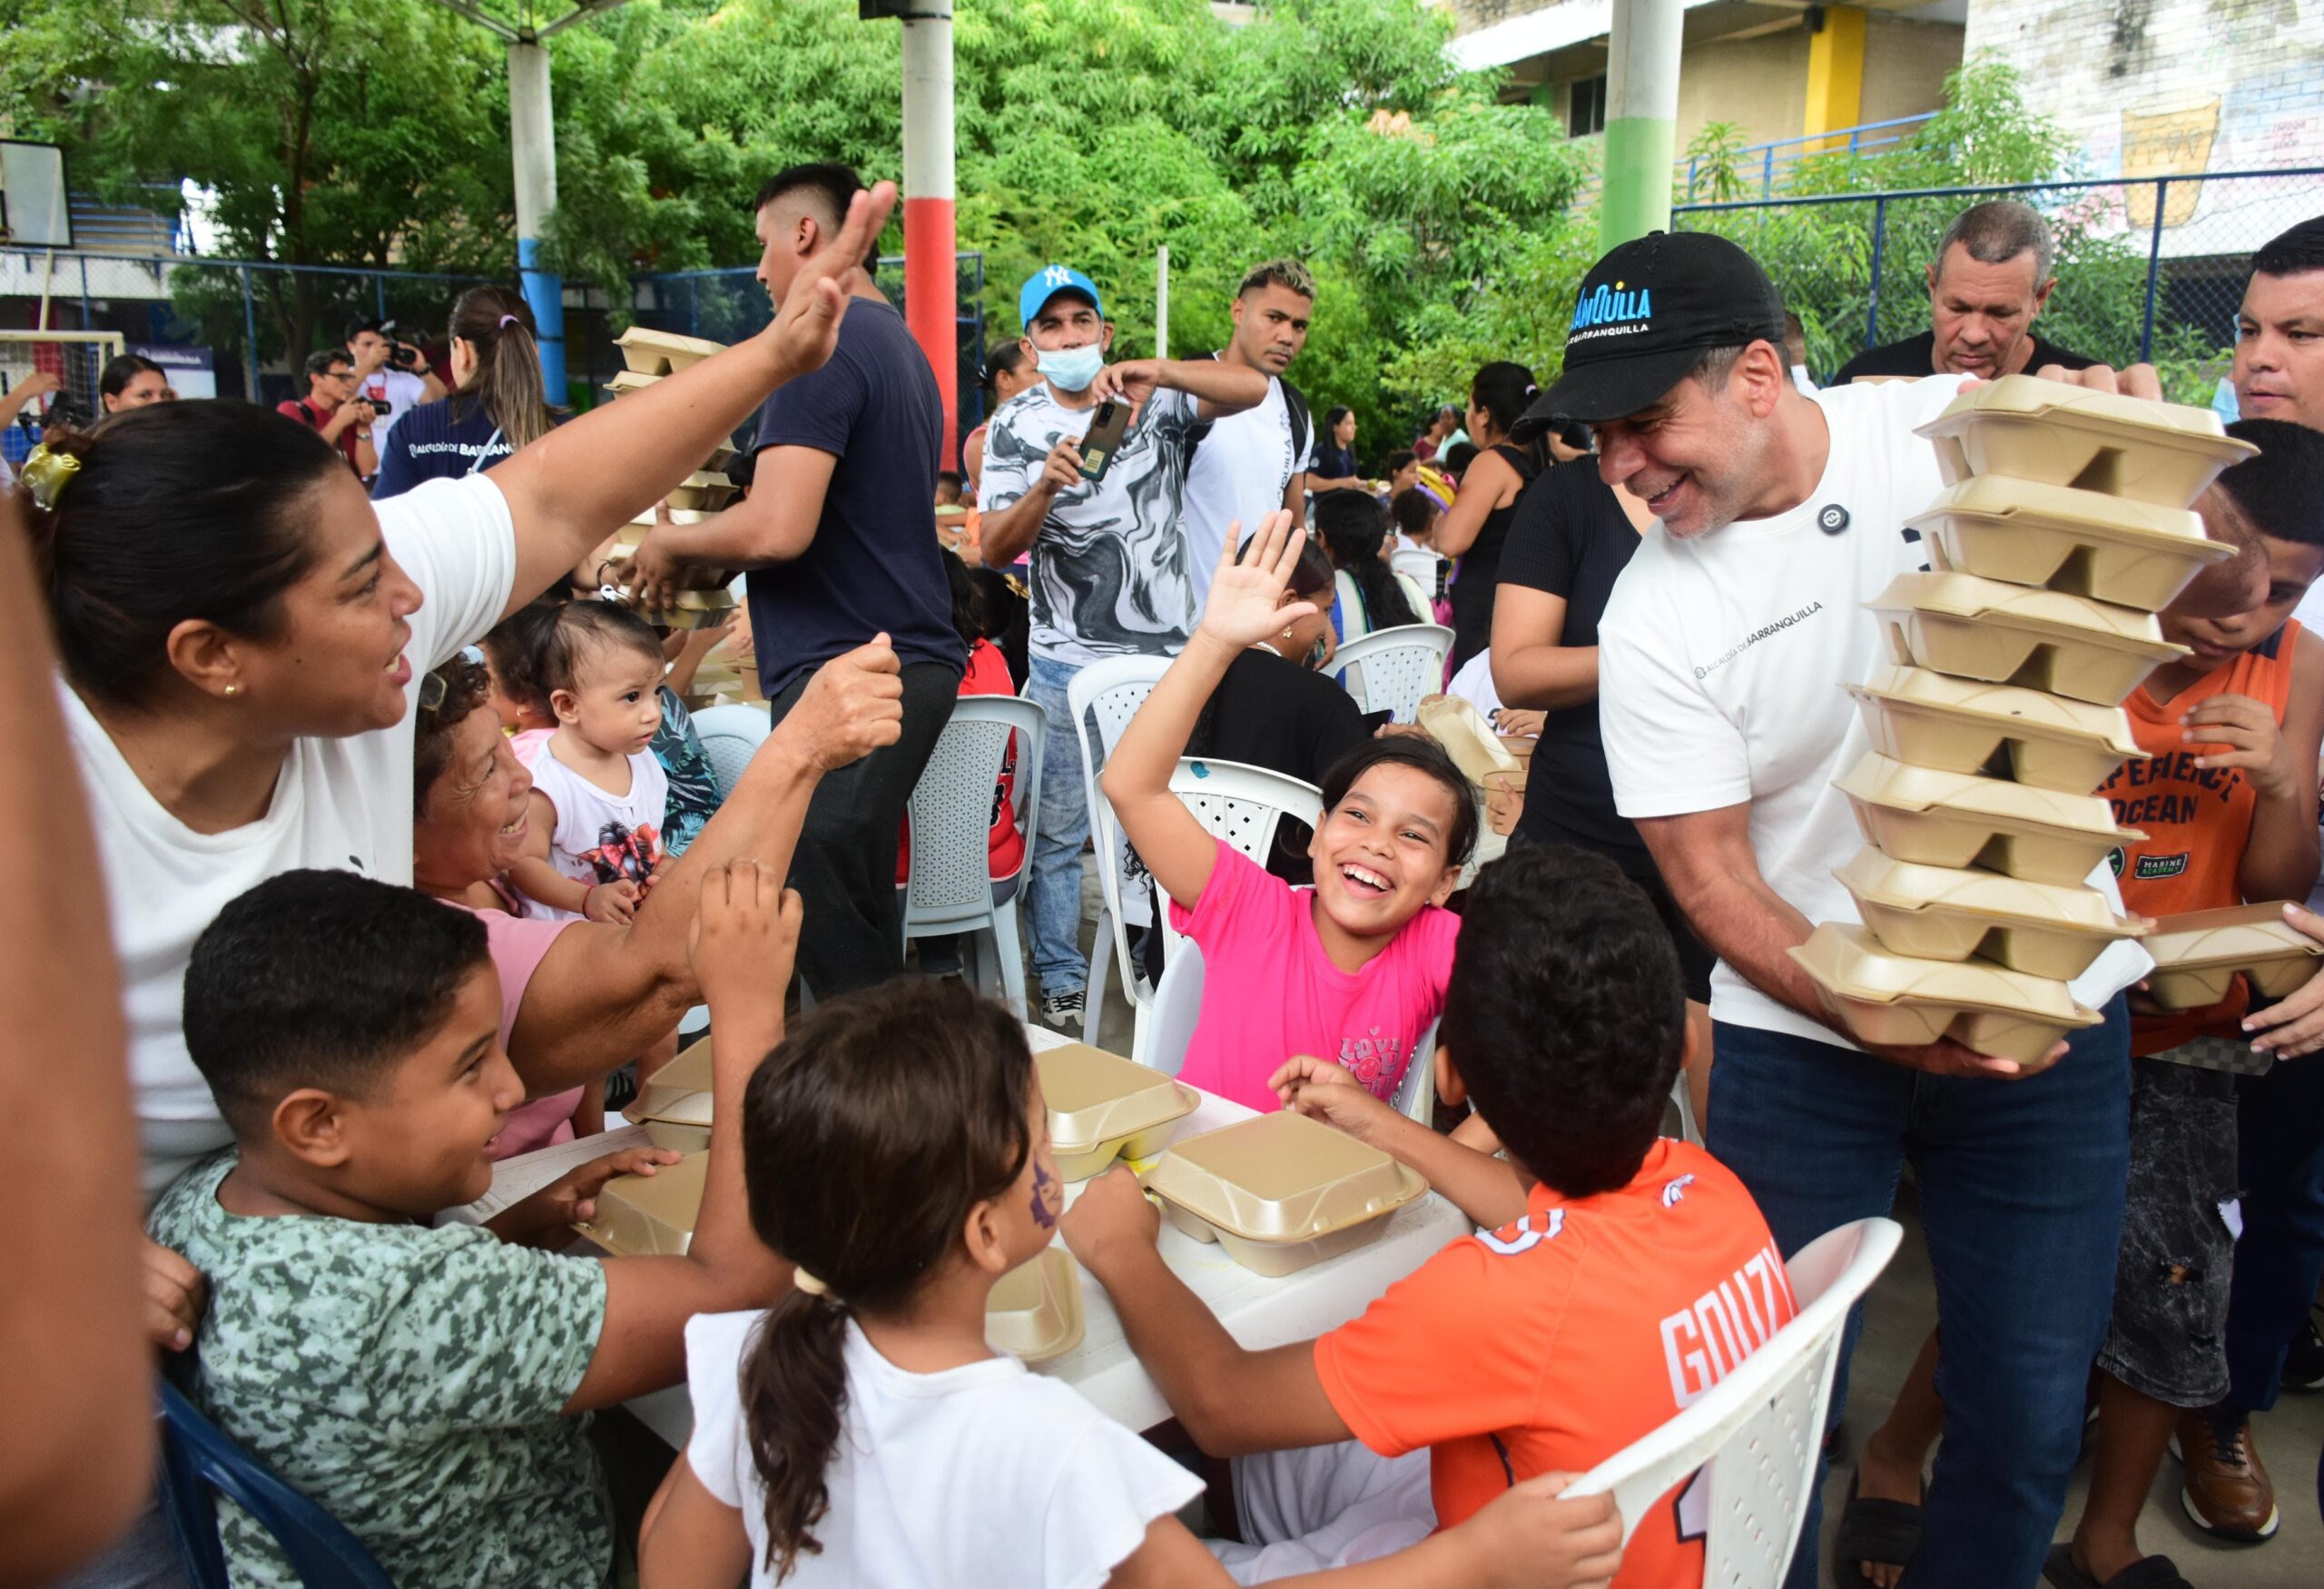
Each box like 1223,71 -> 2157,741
1168,843 -> 1461,1111
447,898 -> 587,1159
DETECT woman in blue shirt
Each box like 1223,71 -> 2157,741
372,286 -> 557,498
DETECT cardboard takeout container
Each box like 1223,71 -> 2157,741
1037,1042 -> 1198,1181
1835,753 -> 2143,885
985,1247 -> 1085,1363
1790,923 -> 2101,1063
663,471 -> 739,512
1417,696 -> 1521,786
625,1042 -> 714,1153
1834,847 -> 2142,981
1906,476 -> 2230,613
573,1151 -> 706,1256
605,370 -> 660,394
1845,665 -> 2144,793
616,325 -> 728,376
1141,1112 -> 1427,1277
1915,375 -> 2258,508
1867,570 -> 2185,706
2141,903 -> 2324,1010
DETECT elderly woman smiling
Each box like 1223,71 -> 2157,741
409,641 -> 903,1154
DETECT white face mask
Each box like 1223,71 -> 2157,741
1037,341 -> 1106,393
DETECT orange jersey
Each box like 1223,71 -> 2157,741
1314,1139 -> 1796,1589
2101,620 -> 2302,1052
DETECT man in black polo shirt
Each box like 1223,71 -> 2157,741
631,162 -> 963,997
1834,199 -> 2097,383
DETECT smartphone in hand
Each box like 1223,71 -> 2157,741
1078,400 -> 1132,482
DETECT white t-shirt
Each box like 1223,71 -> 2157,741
359,365 -> 431,444
64,472 -> 517,1196
979,382 -> 1203,667
523,741 -> 671,923
684,1309 -> 1202,1589
1599,378 -> 2146,1046
1181,369 -> 1315,612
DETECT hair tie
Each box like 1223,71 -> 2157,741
498,314 -> 520,331
793,1268 -> 831,1298
1525,384 -> 1539,398
19,445 -> 80,512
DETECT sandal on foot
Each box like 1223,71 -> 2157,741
1832,1470 -> 1923,1587
2040,1543 -> 2194,1589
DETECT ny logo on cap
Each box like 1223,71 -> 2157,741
1044,266 -> 1074,287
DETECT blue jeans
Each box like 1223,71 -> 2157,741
1024,656 -> 1093,995
1708,1002 -> 2130,1589
2223,1051 -> 2324,1417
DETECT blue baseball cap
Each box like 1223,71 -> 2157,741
1019,264 -> 1104,329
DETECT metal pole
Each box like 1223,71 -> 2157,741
1865,196 -> 1888,350
508,39 -> 566,400
901,8 -> 959,467
240,265 -> 260,400
1156,245 -> 1169,360
1600,0 -> 1684,251
2139,178 -> 2169,365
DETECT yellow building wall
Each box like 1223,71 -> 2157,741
1669,13 -> 1959,159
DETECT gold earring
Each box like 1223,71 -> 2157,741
222,684 -> 240,698
1282,626 -> 1295,640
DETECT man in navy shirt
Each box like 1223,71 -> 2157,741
631,163 -> 963,997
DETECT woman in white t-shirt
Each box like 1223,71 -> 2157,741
639,978 -> 1620,1589
27,183 -> 893,1356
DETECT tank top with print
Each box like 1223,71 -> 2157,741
2100,620 -> 2303,1054
523,740 -> 670,923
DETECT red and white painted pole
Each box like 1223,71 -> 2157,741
901,4 -> 959,467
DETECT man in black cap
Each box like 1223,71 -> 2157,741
1521,229 -> 2151,1589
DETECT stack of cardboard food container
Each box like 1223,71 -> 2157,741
600,328 -> 745,633
1790,375 -> 2259,1064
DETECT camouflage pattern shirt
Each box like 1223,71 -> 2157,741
149,1152 -> 613,1587
977,382 -> 1200,667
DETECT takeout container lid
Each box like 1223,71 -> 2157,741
606,370 -> 661,393
573,1151 -> 705,1256
1140,1111 -> 1426,1245
1037,1043 -> 1197,1178
1867,570 -> 2185,706
1789,923 -> 2100,1062
2141,903 -> 2324,1010
1834,847 -> 2142,979
625,507 -> 716,531
985,1246 -> 1085,1363
628,1041 -> 713,1128
617,325 -> 728,375
1906,476 -> 2232,612
1836,752 -> 2143,884
1846,665 -> 2144,793
1915,375 -> 2258,508
664,471 -> 739,511
1417,696 -> 1521,785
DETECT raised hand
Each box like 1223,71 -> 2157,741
1195,509 -> 1315,652
776,634 -> 906,772
761,181 -> 899,384
1088,360 -> 1160,413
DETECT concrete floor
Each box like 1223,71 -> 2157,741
1026,861 -> 2324,1589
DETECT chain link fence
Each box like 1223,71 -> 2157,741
1672,167 -> 2324,405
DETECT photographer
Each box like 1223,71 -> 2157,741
275,349 -> 378,479
347,316 -> 446,446
372,286 -> 557,499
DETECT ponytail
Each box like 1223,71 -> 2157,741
1315,489 -> 1418,629
737,978 -> 1034,1578
447,285 -> 553,449
737,1292 -> 851,1581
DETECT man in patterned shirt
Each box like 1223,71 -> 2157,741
977,263 -> 1266,1031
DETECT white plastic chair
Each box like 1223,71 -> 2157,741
1334,623 -> 1454,724
688,702 -> 772,800
1066,656 -> 1171,1047
1391,547 -> 1444,594
1565,1217 -> 1904,1585
901,696 -> 1045,1018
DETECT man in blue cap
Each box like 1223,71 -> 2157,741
979,263 -> 1266,1032
1527,228 -> 2156,1589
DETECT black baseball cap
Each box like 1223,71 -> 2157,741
1515,232 -> 1787,438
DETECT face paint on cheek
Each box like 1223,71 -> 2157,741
1030,1160 -> 1060,1230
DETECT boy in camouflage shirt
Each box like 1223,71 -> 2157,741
150,860 -> 796,1587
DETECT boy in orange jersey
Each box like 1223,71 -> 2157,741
2041,418 -> 2324,1589
1061,845 -> 1793,1586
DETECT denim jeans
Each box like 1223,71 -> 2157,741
1707,1002 -> 2130,1589
1023,656 -> 1093,995
2223,1051 -> 2324,1417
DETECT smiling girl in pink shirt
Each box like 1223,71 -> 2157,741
1100,513 -> 1475,1110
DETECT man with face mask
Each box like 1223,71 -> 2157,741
1532,230 -> 2151,1589
978,263 -> 1267,1031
